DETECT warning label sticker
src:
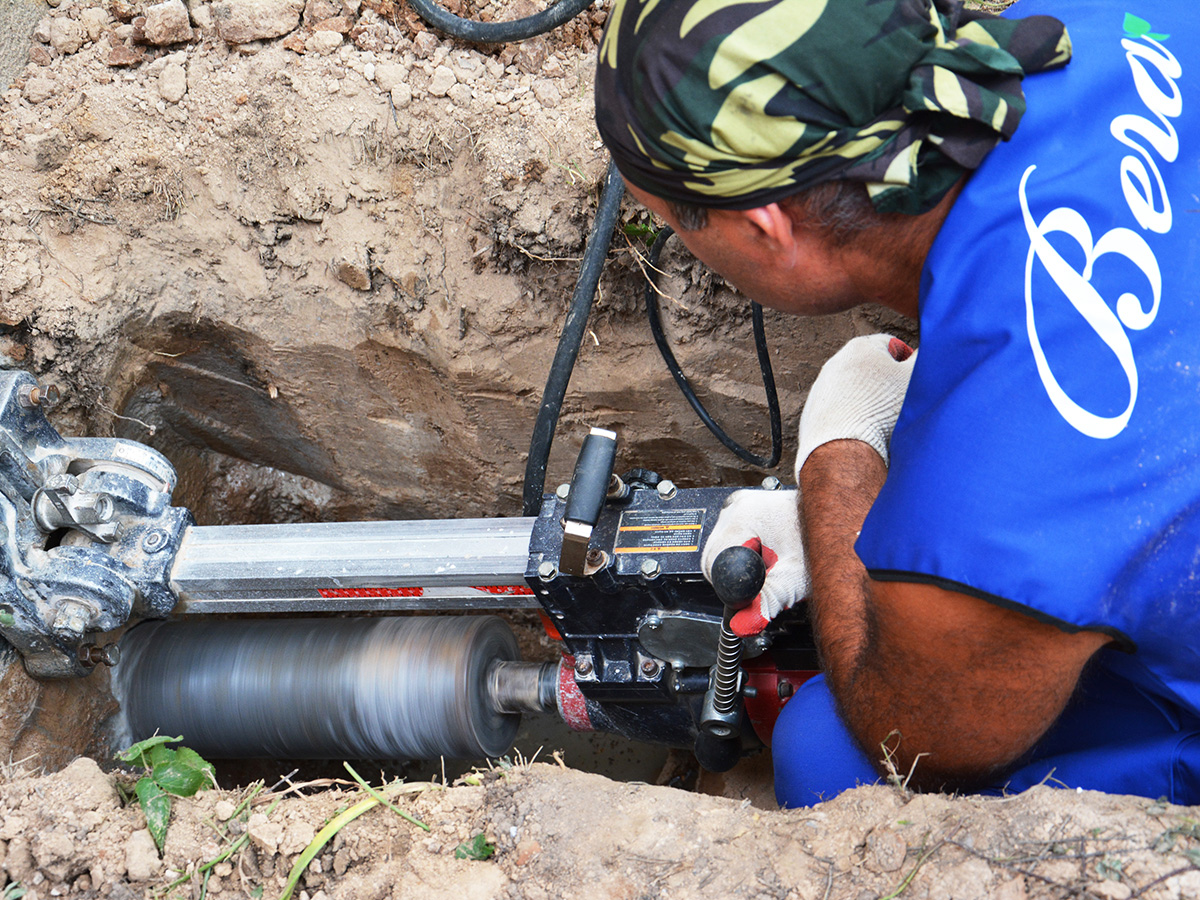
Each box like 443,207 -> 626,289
614,508 -> 705,554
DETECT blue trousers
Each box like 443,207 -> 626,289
773,663 -> 1200,807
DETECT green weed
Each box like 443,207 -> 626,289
454,833 -> 496,861
117,736 -> 216,852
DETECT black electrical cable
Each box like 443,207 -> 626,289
522,160 -> 625,516
644,227 -> 783,469
405,0 -> 779,491
407,0 -> 596,44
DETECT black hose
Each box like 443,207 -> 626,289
643,227 -> 783,469
406,0 -> 596,44
522,160 -> 625,515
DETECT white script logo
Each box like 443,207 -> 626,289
1022,34 -> 1182,439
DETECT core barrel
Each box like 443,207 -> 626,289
114,615 -> 523,760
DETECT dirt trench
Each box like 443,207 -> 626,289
0,0 -> 910,772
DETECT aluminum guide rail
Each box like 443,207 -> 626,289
169,517 -> 539,614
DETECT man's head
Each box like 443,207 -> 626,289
595,0 -> 1071,220
623,172 -> 953,318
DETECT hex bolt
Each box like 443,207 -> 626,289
537,560 -> 558,582
656,479 -> 677,501
640,658 -> 660,677
76,493 -> 113,525
20,383 -> 61,410
761,475 -> 783,491
52,600 -> 91,640
79,643 -> 121,668
640,558 -> 661,580
142,530 -> 167,553
555,483 -> 571,501
585,548 -> 605,569
746,633 -> 770,654
574,657 -> 594,677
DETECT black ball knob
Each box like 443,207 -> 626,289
710,545 -> 766,612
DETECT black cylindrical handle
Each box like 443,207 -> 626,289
564,428 -> 617,527
710,545 -> 766,611
694,730 -> 743,773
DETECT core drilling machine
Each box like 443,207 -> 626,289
0,169 -> 815,772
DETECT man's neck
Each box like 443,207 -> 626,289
849,179 -> 965,319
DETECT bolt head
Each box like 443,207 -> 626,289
639,558 -> 661,579
53,601 -> 91,639
640,659 -> 660,677
142,530 -> 167,553
20,384 -> 62,409
38,384 -> 61,408
761,475 -> 782,491
537,560 -> 558,581
585,548 -> 605,567
656,479 -> 677,500
79,643 -> 121,668
574,658 -> 593,676
644,616 -> 662,631
555,483 -> 571,501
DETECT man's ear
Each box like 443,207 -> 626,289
740,204 -> 797,267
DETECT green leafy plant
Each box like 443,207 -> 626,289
117,735 -> 216,852
455,833 -> 496,861
622,221 -> 661,244
3,882 -> 28,899
0,610 -> 14,627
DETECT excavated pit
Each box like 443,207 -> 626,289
0,0 -> 913,784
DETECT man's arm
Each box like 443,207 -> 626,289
799,439 -> 1112,791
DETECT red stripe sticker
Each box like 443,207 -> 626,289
315,585 -> 534,598
317,587 -> 424,598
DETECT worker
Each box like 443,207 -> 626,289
594,0 -> 1200,806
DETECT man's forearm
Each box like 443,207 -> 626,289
796,440 -> 886,695
796,438 -> 1005,787
796,440 -> 1110,790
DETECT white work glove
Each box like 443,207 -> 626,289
701,489 -> 810,637
794,333 -> 916,480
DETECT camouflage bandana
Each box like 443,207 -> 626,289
594,0 -> 1071,214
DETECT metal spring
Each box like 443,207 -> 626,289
711,625 -> 743,715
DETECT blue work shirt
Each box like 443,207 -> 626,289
855,0 -> 1200,798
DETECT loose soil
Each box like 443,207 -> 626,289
5,757 -> 1200,900
3,1 -> 1197,899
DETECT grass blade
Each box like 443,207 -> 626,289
342,763 -> 430,832
278,796 -> 381,900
